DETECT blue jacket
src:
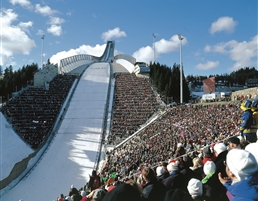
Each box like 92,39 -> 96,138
224,177 -> 258,201
239,109 -> 256,135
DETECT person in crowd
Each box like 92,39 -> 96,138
141,167 -> 166,201
136,164 -> 146,187
218,149 -> 258,200
239,100 -> 257,143
102,181 -> 143,201
213,142 -> 228,178
87,188 -> 107,201
202,146 -> 215,164
190,157 -> 204,178
80,191 -> 87,201
65,196 -> 72,201
202,161 -> 228,201
69,185 -> 79,197
245,141 -> 258,164
88,170 -> 101,191
228,136 -> 241,150
58,194 -> 65,201
157,162 -> 169,182
162,159 -> 186,190
187,178 -> 206,201
71,193 -> 82,201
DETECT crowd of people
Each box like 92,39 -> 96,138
108,73 -> 160,145
103,103 -> 243,177
1,74 -> 77,149
55,72 -> 258,200
2,71 -> 257,200
56,138 -> 258,201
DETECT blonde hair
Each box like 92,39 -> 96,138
192,157 -> 203,169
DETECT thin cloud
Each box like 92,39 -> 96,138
9,0 -> 32,9
196,61 -> 220,70
48,16 -> 65,25
133,34 -> 187,64
35,4 -> 58,16
47,25 -> 62,36
50,44 -> 107,65
101,27 -> 126,42
0,9 -> 35,66
18,21 -> 33,33
206,35 -> 257,71
210,16 -> 238,34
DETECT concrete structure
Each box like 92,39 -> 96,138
33,64 -> 58,88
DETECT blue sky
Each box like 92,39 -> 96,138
1,0 -> 257,76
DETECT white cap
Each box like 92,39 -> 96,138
214,143 -> 227,155
245,142 -> 258,164
167,160 -> 179,172
156,166 -> 163,176
203,161 -> 216,175
187,178 -> 203,197
227,149 -> 258,181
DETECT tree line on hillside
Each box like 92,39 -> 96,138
149,62 -> 190,104
149,63 -> 258,104
0,64 -> 39,102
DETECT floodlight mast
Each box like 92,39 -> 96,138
41,35 -> 45,69
152,33 -> 156,63
178,34 -> 184,104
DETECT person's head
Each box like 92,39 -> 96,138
187,178 -> 203,199
228,137 -> 240,149
156,166 -> 163,177
142,167 -> 156,182
92,170 -> 97,177
92,188 -> 107,201
102,182 -> 142,201
245,142 -> 258,164
203,146 -> 213,158
203,161 -> 216,176
71,193 -> 81,201
192,157 -> 203,169
80,191 -> 86,197
213,143 -> 227,157
226,149 -> 258,182
167,160 -> 179,173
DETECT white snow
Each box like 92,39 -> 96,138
1,62 -> 110,201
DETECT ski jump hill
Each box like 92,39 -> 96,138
0,41 -> 142,200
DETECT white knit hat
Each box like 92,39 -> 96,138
187,178 -> 203,198
177,143 -> 183,148
167,160 -> 179,172
81,191 -> 86,197
226,149 -> 258,181
203,161 -> 216,175
214,143 -> 227,155
156,166 -> 163,176
245,142 -> 258,164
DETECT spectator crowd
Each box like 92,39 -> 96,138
55,73 -> 258,201
1,74 -> 76,149
1,72 -> 257,200
108,73 -> 160,144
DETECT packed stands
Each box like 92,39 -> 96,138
103,103 -> 242,177
1,74 -> 77,149
109,73 -> 160,144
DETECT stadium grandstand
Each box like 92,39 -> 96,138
0,41 -> 257,201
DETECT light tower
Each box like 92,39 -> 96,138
152,33 -> 156,63
178,34 -> 184,104
41,35 -> 45,68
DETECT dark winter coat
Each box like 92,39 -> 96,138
214,150 -> 228,178
142,180 -> 167,201
162,170 -> 187,191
